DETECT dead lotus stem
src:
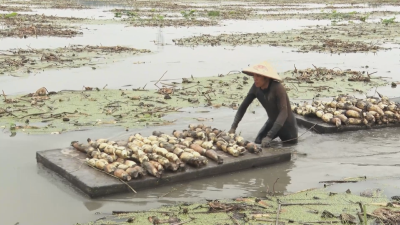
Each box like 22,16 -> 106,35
319,180 -> 358,184
298,221 -> 340,224
281,123 -> 318,144
357,202 -> 365,223
112,210 -> 174,215
158,187 -> 177,198
172,217 -> 195,225
182,84 -> 201,90
86,162 -> 137,194
227,213 -> 240,225
275,202 -> 281,225
154,70 -> 168,89
281,202 -> 329,206
255,218 -> 276,222
272,178 -> 279,195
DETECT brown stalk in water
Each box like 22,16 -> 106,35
227,213 -> 239,225
319,180 -> 358,184
275,202 -> 281,225
154,70 -> 168,90
112,210 -> 174,215
85,162 -> 137,194
273,178 -> 279,195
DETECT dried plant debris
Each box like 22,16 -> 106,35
0,45 -> 151,76
271,0 -> 400,3
4,0 -> 91,9
78,187 -> 398,225
106,3 -> 400,25
129,18 -> 218,28
0,69 -> 388,135
0,5 -> 32,12
80,0 -> 400,6
0,13 -> 84,38
2,1 -> 397,29
112,7 -> 253,20
280,66 -> 388,99
253,10 -> 399,21
173,22 -> 400,53
49,2 -> 91,9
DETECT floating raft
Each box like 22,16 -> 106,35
295,97 -> 400,134
36,147 -> 290,198
295,114 -> 400,134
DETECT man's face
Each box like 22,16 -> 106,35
253,74 -> 268,88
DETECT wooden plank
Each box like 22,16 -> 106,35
36,147 -> 291,198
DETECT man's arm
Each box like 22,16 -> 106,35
230,85 -> 256,130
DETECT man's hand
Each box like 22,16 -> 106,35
228,128 -> 236,134
261,136 -> 272,148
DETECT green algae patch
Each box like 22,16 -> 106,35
0,69 -> 388,135
0,45 -> 151,77
173,21 -> 400,53
0,88 -> 179,135
78,187 -> 399,225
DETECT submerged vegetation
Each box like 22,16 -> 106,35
78,186 -> 400,225
0,45 -> 151,77
0,13 -> 84,38
0,68 -> 388,135
172,20 -> 400,53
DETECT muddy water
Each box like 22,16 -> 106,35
0,19 -> 332,96
2,43 -> 399,98
1,2 -> 400,225
1,106 -> 400,225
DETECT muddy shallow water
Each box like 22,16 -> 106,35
1,1 -> 400,225
1,107 -> 400,225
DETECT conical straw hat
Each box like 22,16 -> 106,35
242,61 -> 282,82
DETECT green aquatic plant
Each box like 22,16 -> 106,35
323,10 -> 358,24
79,187 -> 395,225
152,15 -> 164,21
3,12 -> 18,18
181,10 -> 196,19
126,11 -> 137,17
0,69 -> 389,135
9,122 -> 16,130
381,17 -> 396,26
113,11 -> 137,18
207,11 -> 220,17
359,13 -> 370,22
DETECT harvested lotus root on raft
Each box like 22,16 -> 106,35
71,124 -> 262,179
291,93 -> 400,128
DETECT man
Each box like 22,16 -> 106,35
228,61 -> 298,147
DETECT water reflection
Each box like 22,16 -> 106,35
156,27 -> 165,50
83,201 -> 103,211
